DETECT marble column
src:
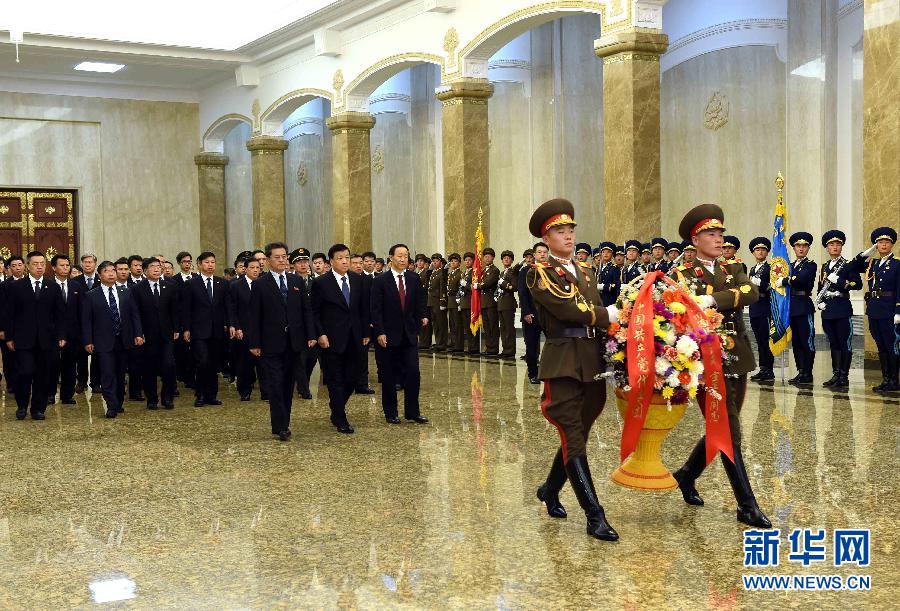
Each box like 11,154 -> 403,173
326,111 -> 376,250
594,29 -> 668,245
246,135 -> 289,247
194,152 -> 229,258
437,78 -> 493,255
862,0 -> 899,360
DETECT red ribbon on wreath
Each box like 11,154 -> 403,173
621,272 -> 734,465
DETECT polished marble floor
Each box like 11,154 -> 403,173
1,346 -> 897,609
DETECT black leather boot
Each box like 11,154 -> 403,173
565,456 -> 618,541
834,351 -> 851,388
873,353 -> 889,393
672,436 -> 706,506
755,368 -> 775,382
721,446 -> 772,529
822,349 -> 840,387
536,448 -> 567,519
886,354 -> 900,392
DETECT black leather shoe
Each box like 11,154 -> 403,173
194,399 -> 205,407
278,430 -> 290,441
60,398 -> 77,405
130,394 -> 145,402
787,372 -> 803,384
386,417 -> 401,424
115,406 -> 125,413
737,506 -> 773,529
15,409 -> 27,420
32,412 -> 46,421
722,447 -> 772,529
355,387 -> 375,395
206,399 -> 222,406
147,403 -> 159,410
749,370 -> 763,381
162,401 -> 175,409
105,409 -> 117,418
336,423 -> 354,434
529,377 -> 540,385
394,384 -> 403,392
300,391 -> 312,400
673,468 -> 704,506
537,483 -> 567,518
239,393 -> 251,401
406,416 -> 429,424
755,370 -> 775,382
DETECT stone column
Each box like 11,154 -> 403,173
863,0 -> 899,360
326,111 -> 376,250
194,152 -> 229,257
437,78 -> 493,255
246,135 -> 289,247
594,29 -> 668,245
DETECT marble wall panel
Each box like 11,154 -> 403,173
284,129 -> 333,254
224,122 -> 253,263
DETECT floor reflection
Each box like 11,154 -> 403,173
0,348 -> 896,608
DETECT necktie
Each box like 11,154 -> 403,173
34,280 -> 41,300
341,275 -> 350,306
60,281 -> 67,303
279,274 -> 288,303
398,273 -> 406,310
108,287 -> 121,335
87,276 -> 93,290
206,277 -> 213,301
153,282 -> 160,300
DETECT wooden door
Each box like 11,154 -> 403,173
0,190 -> 77,276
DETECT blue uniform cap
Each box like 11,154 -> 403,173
722,235 -> 741,250
870,226 -> 897,244
749,236 -> 771,252
821,230 -> 846,247
789,232 -> 814,247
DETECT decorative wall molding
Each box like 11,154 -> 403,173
662,18 -> 788,72
369,92 -> 413,105
487,59 -> 533,71
838,0 -> 863,21
283,116 -> 325,134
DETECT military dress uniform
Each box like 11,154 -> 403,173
446,254 -> 463,352
666,241 -> 682,266
622,240 -> 643,284
650,237 -> 670,274
416,255 -> 432,349
459,258 -> 478,354
527,198 -> 618,542
497,251 -> 519,359
856,227 -> 900,392
479,249 -> 500,356
723,236 -> 748,274
427,254 -> 448,351
597,241 -> 621,306
784,232 -> 818,384
816,230 -> 862,388
670,203 -> 771,529
747,237 -> 775,382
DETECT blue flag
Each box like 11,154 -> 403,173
769,173 -> 792,355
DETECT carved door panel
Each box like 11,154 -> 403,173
0,190 -> 77,276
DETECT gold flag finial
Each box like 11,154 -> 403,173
775,171 -> 785,191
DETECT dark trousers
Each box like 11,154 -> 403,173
540,378 -> 605,463
141,341 -> 176,404
430,306 -> 448,349
375,342 -> 421,419
448,306 -> 461,350
50,341 -> 79,401
96,343 -> 127,412
418,317 -> 432,349
482,306 -> 499,353
523,319 -> 541,379
459,309 -> 477,352
822,317 -> 853,353
174,336 -> 195,386
76,349 -> 100,389
869,316 -> 899,355
790,313 -> 815,373
128,345 -> 144,399
13,347 -> 54,415
260,349 -> 296,434
356,342 -> 371,390
750,315 -> 774,371
320,339 -> 358,426
191,337 -> 222,400
233,338 -> 259,396
2,342 -> 18,393
499,308 -> 516,356
293,348 -> 311,395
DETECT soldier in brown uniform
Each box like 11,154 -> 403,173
527,198 -> 620,542
497,250 -> 519,360
427,253 -> 448,352
446,253 -> 463,353
668,203 -> 771,529
477,248 -> 501,357
415,254 -> 432,350
459,253 -> 478,355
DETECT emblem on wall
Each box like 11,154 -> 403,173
704,91 -> 729,130
297,163 -> 308,187
372,145 -> 385,174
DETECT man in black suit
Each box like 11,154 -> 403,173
171,251 -> 197,389
350,253 -> 376,395
126,255 -> 144,287
2,252 -> 66,420
247,242 -> 317,441
370,244 -> 430,425
227,256 -> 263,401
181,251 -> 229,406
0,254 -> 27,397
310,243 -> 370,434
132,257 -> 179,409
70,253 -> 101,393
82,261 -> 144,418
49,253 -> 81,405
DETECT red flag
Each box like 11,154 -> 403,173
470,209 -> 484,335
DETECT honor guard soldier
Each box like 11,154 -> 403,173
682,240 -> 697,264
477,247 -> 501,357
776,232 -> 817,385
622,240 -> 643,283
527,198 -> 619,542
666,240 -> 682,265
855,227 -> 899,393
747,237 -> 775,382
446,253 -> 463,353
639,243 -> 653,272
670,204 -> 771,529
427,253 -> 448,352
597,241 -> 620,306
415,254 -> 432,350
497,250 -> 519,359
575,243 -> 591,264
722,236 -> 747,273
613,244 -> 625,269
650,237 -> 669,273
459,252 -> 478,354
816,230 -> 862,389
518,246 -> 542,382
591,247 -> 602,273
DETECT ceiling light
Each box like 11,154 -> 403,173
74,61 -> 125,73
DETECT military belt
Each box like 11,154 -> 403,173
792,291 -> 809,297
867,290 -> 895,299
552,327 -> 598,339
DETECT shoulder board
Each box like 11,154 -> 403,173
535,261 -> 551,267
676,263 -> 691,271
577,261 -> 592,269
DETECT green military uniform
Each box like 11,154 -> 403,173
479,249 -> 500,355
427,254 -> 448,351
459,260 -> 477,354
669,203 -> 771,529
446,254 -> 463,352
497,251 -> 519,359
415,255 -> 432,349
527,198 -> 618,542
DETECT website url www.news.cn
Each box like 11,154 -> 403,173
743,575 -> 871,591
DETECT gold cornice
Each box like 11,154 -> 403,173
202,114 -> 252,146
436,78 -> 494,102
260,88 -> 333,126
325,112 -> 376,132
245,136 -> 289,153
602,53 -> 661,64
594,28 -> 669,59
337,53 -> 444,109
194,152 -> 229,167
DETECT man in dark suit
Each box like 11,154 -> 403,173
82,261 -> 144,418
70,253 -> 101,393
49,253 -> 81,405
247,242 -> 317,441
0,254 -> 27,397
350,253 -> 376,394
2,252 -> 66,420
227,256 -> 263,401
370,243 -> 430,425
126,255 -> 144,287
181,251 -> 228,406
310,243 -> 370,434
132,257 -> 179,409
171,251 -> 197,389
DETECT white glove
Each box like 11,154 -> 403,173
816,302 -> 826,311
472,283 -> 479,290
605,304 -> 619,324
827,272 -> 840,284
750,277 -> 761,286
598,283 -> 605,290
439,306 -> 446,311
460,279 -> 467,287
701,295 -> 716,309
862,244 -> 877,258
826,290 -> 841,299
894,314 -> 900,325
774,277 -> 784,288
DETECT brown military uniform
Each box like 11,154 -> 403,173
527,257 -> 610,462
417,267 -> 432,349
497,264 -> 519,358
446,266 -> 463,351
479,263 -> 500,354
427,266 -> 448,350
458,267 -> 477,353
